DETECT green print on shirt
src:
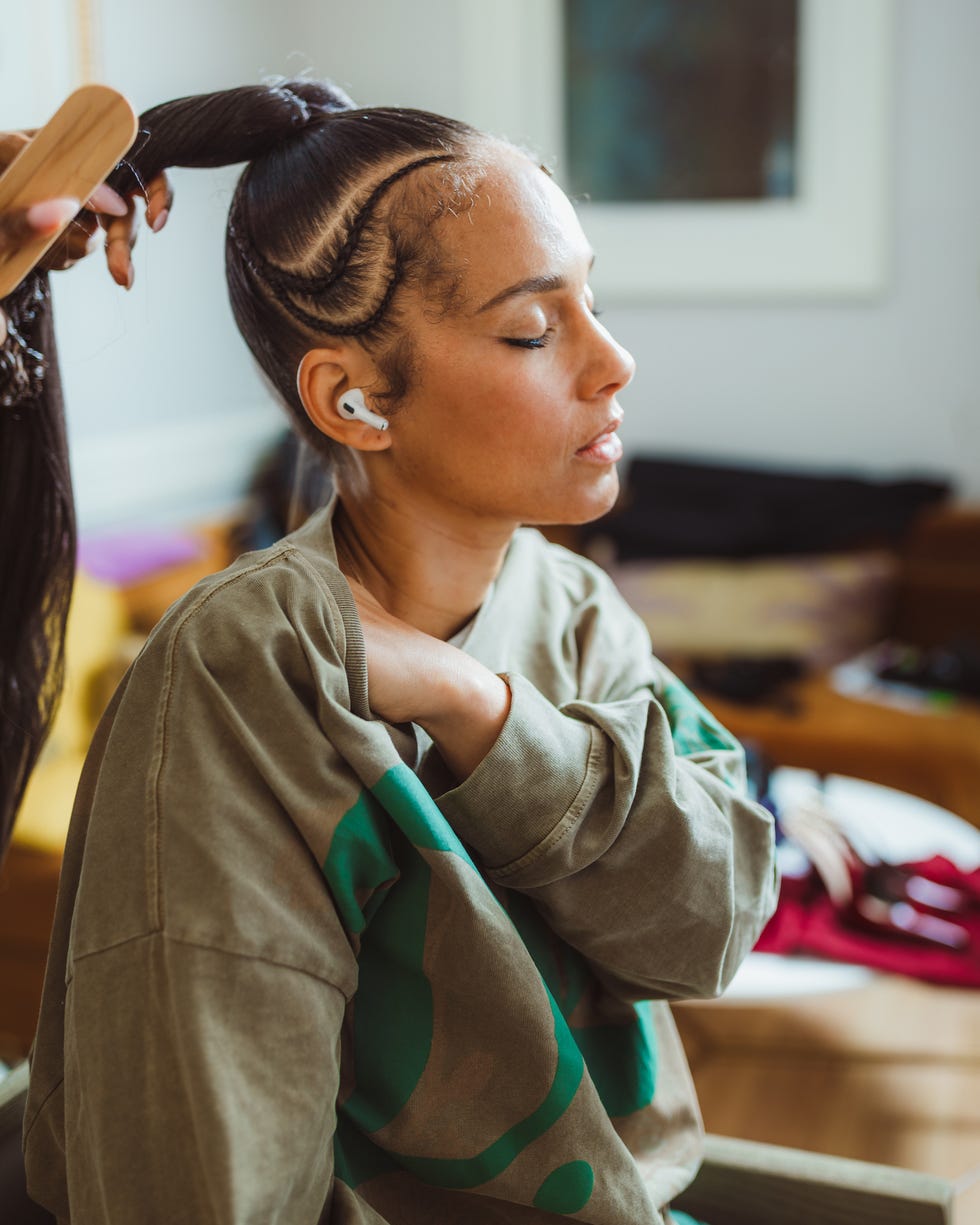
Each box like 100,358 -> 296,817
659,675 -> 739,763
322,789 -> 397,933
322,762 -> 662,1200
506,892 -> 658,1118
533,1160 -> 595,1214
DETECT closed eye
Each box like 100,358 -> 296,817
502,330 -> 553,350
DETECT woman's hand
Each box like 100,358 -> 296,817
347,577 -> 511,781
0,128 -> 172,292
101,167 -> 172,289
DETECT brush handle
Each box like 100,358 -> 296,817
0,84 -> 138,296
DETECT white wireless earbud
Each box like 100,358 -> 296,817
336,388 -> 389,432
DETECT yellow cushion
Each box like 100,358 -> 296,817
12,572 -> 129,853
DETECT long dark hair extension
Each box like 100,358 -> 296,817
0,271 -> 75,861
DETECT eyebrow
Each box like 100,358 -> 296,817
473,273 -> 568,315
473,254 -> 597,315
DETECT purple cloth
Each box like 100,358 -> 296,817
78,529 -> 203,586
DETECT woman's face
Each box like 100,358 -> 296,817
367,147 -> 636,534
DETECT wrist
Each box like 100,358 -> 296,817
417,653 -> 511,780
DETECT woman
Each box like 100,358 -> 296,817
24,80 -> 776,1224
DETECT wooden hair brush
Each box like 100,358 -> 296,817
0,84 -> 137,297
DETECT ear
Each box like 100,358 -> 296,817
296,346 -> 392,452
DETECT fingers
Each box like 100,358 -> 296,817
38,209 -> 100,272
0,197 -> 79,259
100,171 -> 173,288
144,172 -> 173,233
86,183 -> 128,217
103,196 -> 139,289
0,206 -> 36,257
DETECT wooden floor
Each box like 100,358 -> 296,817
672,974 -> 980,1223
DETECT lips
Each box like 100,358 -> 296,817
576,415 -> 624,461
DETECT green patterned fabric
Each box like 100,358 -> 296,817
326,764 -> 659,1197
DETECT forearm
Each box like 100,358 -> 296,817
437,674 -> 778,1000
349,581 -> 512,781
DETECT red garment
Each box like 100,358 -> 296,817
755,856 -> 980,986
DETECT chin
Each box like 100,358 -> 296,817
532,467 -> 621,528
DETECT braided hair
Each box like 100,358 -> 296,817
108,79 -> 492,457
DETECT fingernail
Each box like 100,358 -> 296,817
88,184 -> 128,217
26,197 -> 80,233
150,208 -> 169,234
125,262 -> 134,291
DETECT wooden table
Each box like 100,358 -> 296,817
696,673 -> 980,830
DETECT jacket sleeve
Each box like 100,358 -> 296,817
24,556 -> 388,1224
437,567 -> 778,1003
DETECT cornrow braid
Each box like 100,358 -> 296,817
230,152 -> 453,301
251,256 -> 404,339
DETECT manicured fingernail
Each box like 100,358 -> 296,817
88,184 -> 128,217
150,207 -> 169,233
125,262 -> 134,290
26,197 -> 80,232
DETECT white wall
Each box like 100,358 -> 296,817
15,0 -> 979,530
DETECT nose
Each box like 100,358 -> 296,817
582,313 -> 635,400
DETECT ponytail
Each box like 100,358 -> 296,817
106,80 -> 355,195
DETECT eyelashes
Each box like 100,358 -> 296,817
502,331 -> 553,350
500,303 -> 602,351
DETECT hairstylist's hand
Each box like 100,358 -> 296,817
101,165 -> 172,290
0,129 -> 172,298
345,576 -> 511,782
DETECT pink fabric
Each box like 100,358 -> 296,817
755,856 -> 980,986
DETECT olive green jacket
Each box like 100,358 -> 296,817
25,499 -> 777,1223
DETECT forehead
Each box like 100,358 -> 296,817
440,148 -> 592,301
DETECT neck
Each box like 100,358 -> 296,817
332,482 -> 514,641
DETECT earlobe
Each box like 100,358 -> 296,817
296,349 -> 391,451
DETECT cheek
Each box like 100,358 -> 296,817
409,342 -> 572,469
